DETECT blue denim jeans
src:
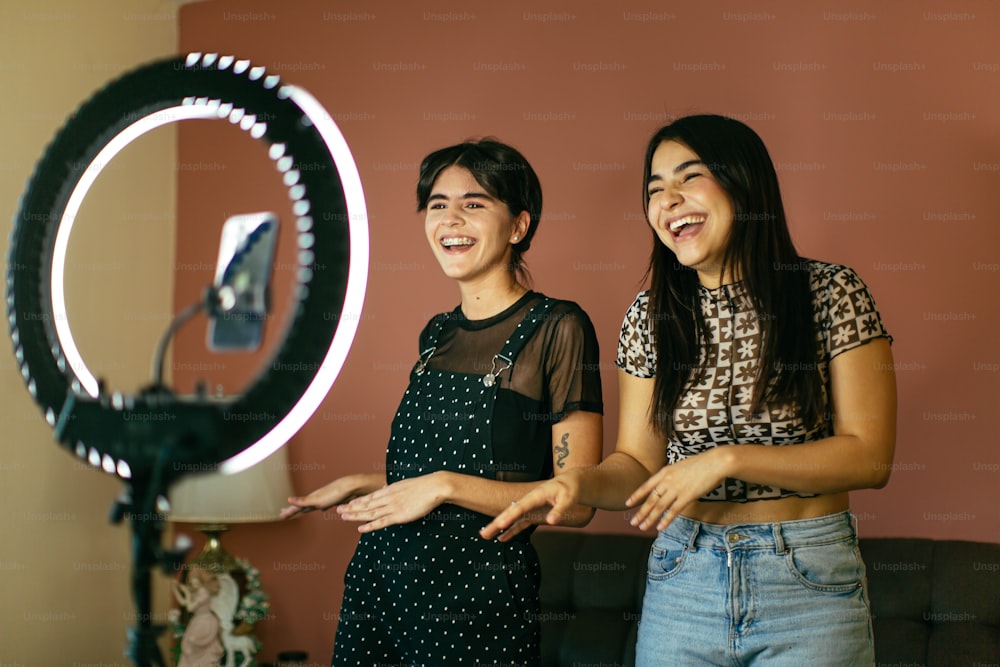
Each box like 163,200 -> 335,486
635,511 -> 874,666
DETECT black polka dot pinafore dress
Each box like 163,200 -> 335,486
332,299 -> 558,667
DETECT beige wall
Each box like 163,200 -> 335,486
0,1 -> 180,661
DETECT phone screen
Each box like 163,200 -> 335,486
207,212 -> 279,351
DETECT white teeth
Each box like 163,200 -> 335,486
441,237 -> 476,247
669,216 -> 706,233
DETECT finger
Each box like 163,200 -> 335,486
342,507 -> 381,523
625,477 -> 659,508
358,518 -> 380,533
495,508 -> 551,542
656,491 -> 692,531
626,487 -> 655,526
358,513 -> 398,533
656,506 -> 679,532
630,489 -> 669,530
344,494 -> 371,510
478,521 -> 503,540
344,492 -> 384,512
502,497 -> 541,527
494,517 -> 531,542
480,503 -> 528,539
337,505 -> 372,521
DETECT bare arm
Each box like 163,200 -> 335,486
481,370 -> 664,539
447,410 -> 602,524
279,472 -> 385,520
339,410 -> 603,533
715,338 -> 897,491
628,338 -> 897,530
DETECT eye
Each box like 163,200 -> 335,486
647,186 -> 663,198
429,203 -> 446,210
681,172 -> 701,183
465,202 -> 484,209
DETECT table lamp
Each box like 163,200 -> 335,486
166,445 -> 295,666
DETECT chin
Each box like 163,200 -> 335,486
438,265 -> 470,281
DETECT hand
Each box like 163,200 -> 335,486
479,472 -> 581,542
280,476 -> 366,520
626,449 -> 728,531
336,473 -> 448,533
172,581 -> 191,608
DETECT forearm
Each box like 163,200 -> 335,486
719,435 -> 893,495
573,451 -> 654,511
440,472 -> 594,525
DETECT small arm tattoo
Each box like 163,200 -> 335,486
555,432 -> 570,469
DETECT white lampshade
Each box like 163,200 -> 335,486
167,445 -> 295,524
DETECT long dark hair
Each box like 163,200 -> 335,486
641,114 -> 823,438
416,138 -> 542,286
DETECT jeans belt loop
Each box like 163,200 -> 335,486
685,520 -> 701,553
773,522 -> 788,555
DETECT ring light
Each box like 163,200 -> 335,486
9,51 -> 368,477
6,52 -> 369,665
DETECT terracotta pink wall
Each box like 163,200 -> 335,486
175,0 -> 1000,660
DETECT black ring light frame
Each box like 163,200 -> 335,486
6,52 -> 368,665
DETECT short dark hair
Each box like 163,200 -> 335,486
417,139 -> 542,284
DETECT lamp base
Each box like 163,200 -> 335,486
187,524 -> 240,574
172,525 -> 265,667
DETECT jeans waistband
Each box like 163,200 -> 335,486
662,510 -> 857,554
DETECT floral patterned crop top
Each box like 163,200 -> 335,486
616,260 -> 891,502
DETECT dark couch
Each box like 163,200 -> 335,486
532,530 -> 1000,667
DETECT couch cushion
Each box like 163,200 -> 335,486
927,540 -> 1000,664
860,537 -> 1000,664
533,529 -> 651,667
860,537 -> 936,664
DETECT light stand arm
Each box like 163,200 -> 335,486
151,289 -> 223,390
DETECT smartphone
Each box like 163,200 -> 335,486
207,212 -> 279,351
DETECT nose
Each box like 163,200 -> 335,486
439,202 -> 465,226
660,186 -> 683,210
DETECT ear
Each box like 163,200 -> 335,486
510,210 -> 531,244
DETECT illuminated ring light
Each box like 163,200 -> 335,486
7,52 -> 368,481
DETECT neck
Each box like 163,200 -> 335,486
458,274 -> 528,320
697,265 -> 741,289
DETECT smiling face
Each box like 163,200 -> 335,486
424,165 -> 529,286
646,140 -> 736,287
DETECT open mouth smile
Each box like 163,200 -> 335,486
667,214 -> 706,238
441,236 -> 477,249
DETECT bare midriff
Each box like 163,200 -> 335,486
681,492 -> 851,525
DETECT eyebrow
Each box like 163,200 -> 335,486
647,159 -> 707,186
427,191 -> 497,203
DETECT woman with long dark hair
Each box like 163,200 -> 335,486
483,115 -> 896,665
283,139 -> 603,666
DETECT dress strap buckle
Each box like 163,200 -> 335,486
414,346 -> 436,375
483,354 -> 513,387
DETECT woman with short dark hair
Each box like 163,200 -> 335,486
284,139 -> 604,666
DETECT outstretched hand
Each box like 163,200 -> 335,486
279,476 -> 364,520
625,450 -> 727,531
337,474 -> 446,533
479,473 -> 580,542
